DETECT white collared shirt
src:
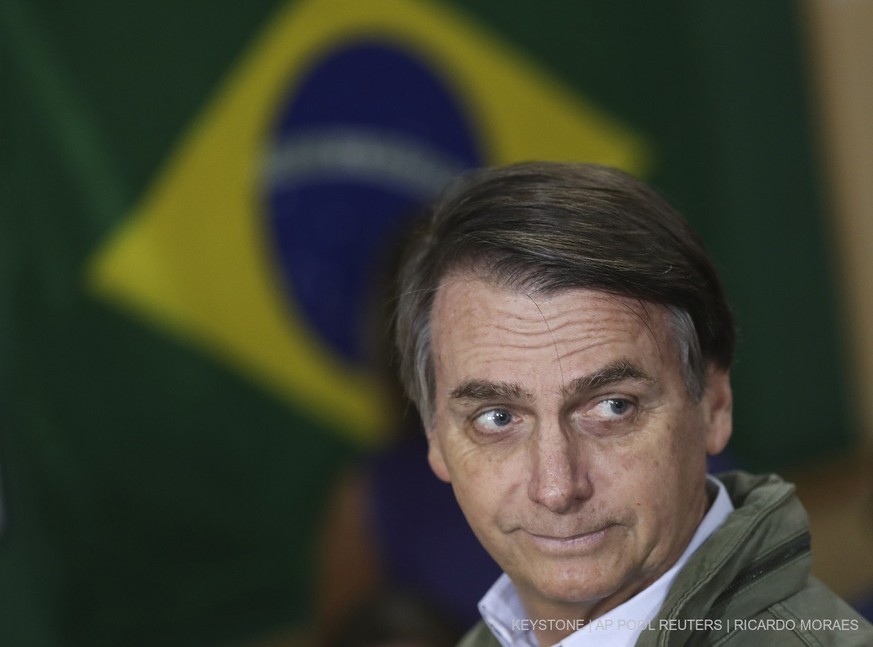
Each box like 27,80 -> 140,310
478,476 -> 734,647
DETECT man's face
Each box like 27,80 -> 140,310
427,275 -> 731,618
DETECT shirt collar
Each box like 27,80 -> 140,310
478,475 -> 734,647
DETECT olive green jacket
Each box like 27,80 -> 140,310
459,471 -> 873,646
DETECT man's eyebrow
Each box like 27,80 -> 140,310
562,360 -> 654,398
449,380 -> 534,402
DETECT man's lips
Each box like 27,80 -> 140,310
519,525 -> 615,552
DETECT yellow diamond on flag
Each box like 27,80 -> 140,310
86,0 -> 649,444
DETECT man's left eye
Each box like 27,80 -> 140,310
594,398 -> 634,417
472,408 -> 515,434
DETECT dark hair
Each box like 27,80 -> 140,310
394,162 -> 735,424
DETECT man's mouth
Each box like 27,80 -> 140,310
520,525 -> 615,553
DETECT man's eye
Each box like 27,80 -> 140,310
593,398 -> 634,418
472,408 -> 515,433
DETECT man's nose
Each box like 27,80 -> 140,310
527,423 -> 592,513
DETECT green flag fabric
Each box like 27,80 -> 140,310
0,1 -> 853,645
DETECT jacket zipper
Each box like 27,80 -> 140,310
712,531 -> 812,607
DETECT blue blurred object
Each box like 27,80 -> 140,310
369,433 -> 501,630
708,449 -> 742,475
265,41 -> 482,365
855,588 -> 873,622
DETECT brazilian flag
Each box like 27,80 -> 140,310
0,0 -> 851,645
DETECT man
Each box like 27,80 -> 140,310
392,162 -> 873,646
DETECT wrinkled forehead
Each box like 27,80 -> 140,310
430,272 -> 677,359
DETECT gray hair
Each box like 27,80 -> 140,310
394,162 -> 734,425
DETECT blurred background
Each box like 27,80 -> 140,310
1,0 -> 872,645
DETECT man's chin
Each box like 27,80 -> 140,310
516,567 -> 629,612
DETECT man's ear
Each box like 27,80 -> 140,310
703,368 -> 733,455
426,428 -> 451,483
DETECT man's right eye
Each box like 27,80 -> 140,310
472,408 -> 515,433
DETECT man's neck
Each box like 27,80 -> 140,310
520,570 -> 660,646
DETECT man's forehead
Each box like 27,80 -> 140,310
432,272 -> 666,326
430,273 -> 679,374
